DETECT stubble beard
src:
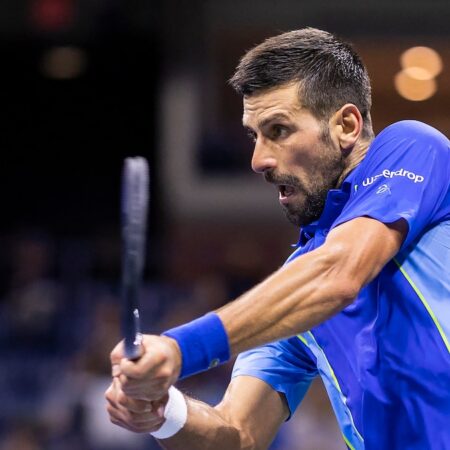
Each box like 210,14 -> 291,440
266,129 -> 346,228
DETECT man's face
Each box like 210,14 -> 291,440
243,82 -> 345,227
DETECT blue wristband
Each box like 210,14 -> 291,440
162,312 -> 231,379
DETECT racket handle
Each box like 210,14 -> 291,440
123,283 -> 143,360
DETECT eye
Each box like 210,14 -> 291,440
246,129 -> 257,142
271,124 -> 289,139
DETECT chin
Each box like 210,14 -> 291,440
282,203 -> 323,228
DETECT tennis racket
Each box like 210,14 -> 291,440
121,156 -> 149,360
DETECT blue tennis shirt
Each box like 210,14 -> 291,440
232,121 -> 450,450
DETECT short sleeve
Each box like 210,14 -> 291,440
232,336 -> 318,418
333,121 -> 450,248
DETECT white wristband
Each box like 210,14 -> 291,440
150,386 -> 188,439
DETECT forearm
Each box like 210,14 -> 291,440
158,396 -> 253,450
218,217 -> 405,355
157,377 -> 286,450
218,242 -> 355,354
163,219 -> 397,378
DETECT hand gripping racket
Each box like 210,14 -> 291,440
121,157 -> 149,360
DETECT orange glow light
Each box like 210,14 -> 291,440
394,70 -> 437,101
400,46 -> 443,78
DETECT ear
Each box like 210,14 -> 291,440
329,104 -> 363,152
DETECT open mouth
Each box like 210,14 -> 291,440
278,184 -> 295,198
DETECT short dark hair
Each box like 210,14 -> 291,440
230,28 -> 373,138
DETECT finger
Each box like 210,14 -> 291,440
105,377 -> 123,407
127,410 -> 164,425
116,390 -> 154,413
118,373 -> 128,388
110,340 -> 125,376
119,347 -> 167,379
110,377 -> 162,414
121,381 -> 169,402
107,402 -> 130,429
119,362 -> 171,389
118,370 -> 169,400
107,402 -> 165,432
107,391 -> 155,421
107,404 -> 124,422
105,383 -> 117,407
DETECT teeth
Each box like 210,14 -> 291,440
279,185 -> 294,197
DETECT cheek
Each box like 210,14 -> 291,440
288,140 -> 324,173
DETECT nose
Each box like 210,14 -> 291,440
251,138 -> 277,173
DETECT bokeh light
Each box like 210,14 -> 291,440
40,46 -> 87,80
400,46 -> 443,78
395,46 -> 443,101
394,70 -> 437,101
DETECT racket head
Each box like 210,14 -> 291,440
121,156 -> 149,359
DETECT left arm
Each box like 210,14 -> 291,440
220,216 -> 407,353
113,216 -> 407,401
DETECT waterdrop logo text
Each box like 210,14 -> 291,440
362,168 -> 424,187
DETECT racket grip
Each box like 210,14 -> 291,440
122,283 -> 143,360
125,339 -> 143,360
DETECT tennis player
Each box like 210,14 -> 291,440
106,28 -> 450,449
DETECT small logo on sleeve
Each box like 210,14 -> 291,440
362,168 -> 424,187
376,184 -> 391,195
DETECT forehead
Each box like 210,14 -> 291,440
242,82 -> 304,127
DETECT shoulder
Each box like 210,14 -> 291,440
358,121 -> 449,173
374,120 -> 449,149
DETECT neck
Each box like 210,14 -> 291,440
336,138 -> 372,187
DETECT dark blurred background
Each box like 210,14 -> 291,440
0,1 -> 449,449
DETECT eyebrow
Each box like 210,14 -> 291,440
243,113 -> 291,131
